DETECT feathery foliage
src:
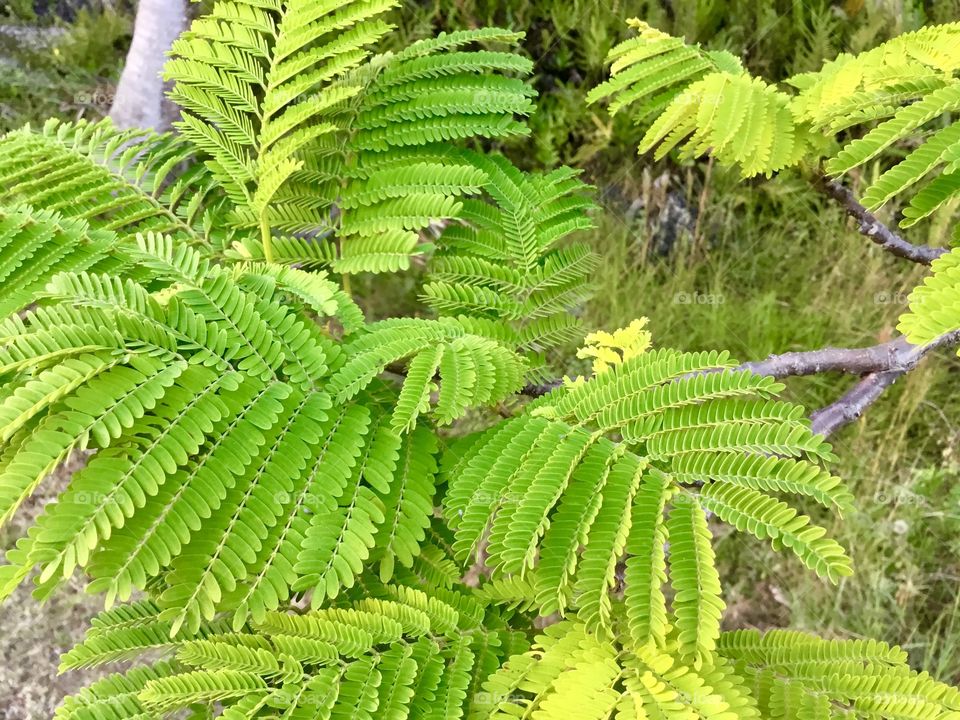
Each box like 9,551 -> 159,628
592,19 -> 960,377
55,580 -> 960,720
480,619 -> 960,720
2,3 -> 959,719
0,118 -> 224,244
590,19 -> 960,187
0,213 -> 533,638
164,0 -> 536,271
0,2 -> 538,274
422,151 -> 597,369
444,328 -> 853,647
56,580 -> 528,720
587,19 -> 805,177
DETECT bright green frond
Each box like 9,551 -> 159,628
698,482 -> 853,582
60,582 -> 523,719
666,494 -> 724,665
374,422 -> 439,582
899,247 -> 960,352
329,318 -> 527,422
441,339 -> 849,629
166,1 -> 537,272
0,120 -> 219,243
624,469 -> 671,649
0,205 -> 119,318
423,151 -> 597,360
586,19 -> 737,118
598,18 -> 960,236
719,627 -> 960,719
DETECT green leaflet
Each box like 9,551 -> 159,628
666,494 -> 724,665
0,205 -> 119,318
422,151 -> 597,366
374,422 -> 439,583
442,347 -> 851,630
698,482 -> 853,582
597,18 -> 960,229
624,469 -> 671,649
58,582 -> 526,720
0,120 -> 219,244
329,317 -> 528,425
900,246 -> 960,354
294,407 -> 398,604
572,452 -> 646,633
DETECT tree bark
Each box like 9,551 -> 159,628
109,0 -> 188,131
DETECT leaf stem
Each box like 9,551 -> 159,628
260,215 -> 274,263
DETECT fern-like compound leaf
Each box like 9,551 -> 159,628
597,19 -> 960,233
0,119 -> 221,244
666,493 -> 724,666
442,342 -> 850,632
59,582 -> 528,720
165,1 -> 536,271
423,152 -> 597,365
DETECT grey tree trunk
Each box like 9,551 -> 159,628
109,0 -> 188,131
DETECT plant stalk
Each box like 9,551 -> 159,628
260,216 -> 274,263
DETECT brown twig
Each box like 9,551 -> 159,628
813,175 -> 946,265
739,333 -> 960,379
809,371 -> 901,437
750,331 -> 960,435
522,331 -> 960,435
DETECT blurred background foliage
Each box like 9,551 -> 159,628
0,0 -> 133,131
3,0 -> 960,698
